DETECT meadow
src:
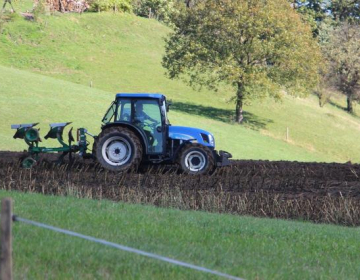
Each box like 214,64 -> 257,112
2,190 -> 360,280
0,11 -> 360,162
0,6 -> 360,280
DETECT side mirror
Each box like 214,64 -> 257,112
166,101 -> 172,112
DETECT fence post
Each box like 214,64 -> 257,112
286,127 -> 289,142
0,198 -> 13,280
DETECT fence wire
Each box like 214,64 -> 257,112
14,216 -> 244,280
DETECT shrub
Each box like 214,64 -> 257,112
132,0 -> 176,24
315,87 -> 332,107
88,0 -> 132,12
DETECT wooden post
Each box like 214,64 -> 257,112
286,127 -> 289,142
0,198 -> 13,280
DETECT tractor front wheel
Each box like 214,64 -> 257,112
178,144 -> 215,175
96,127 -> 142,172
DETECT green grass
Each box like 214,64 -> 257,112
1,9 -> 360,162
1,9 -> 359,280
0,65 -> 331,161
1,191 -> 359,280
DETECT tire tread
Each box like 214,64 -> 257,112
177,143 -> 215,175
96,127 -> 143,171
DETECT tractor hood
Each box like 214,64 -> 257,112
168,126 -> 215,148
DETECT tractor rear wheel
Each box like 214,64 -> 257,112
177,144 -> 215,175
96,127 -> 143,172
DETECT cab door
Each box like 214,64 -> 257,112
133,99 -> 164,154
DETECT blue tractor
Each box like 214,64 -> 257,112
11,93 -> 232,173
94,93 -> 232,174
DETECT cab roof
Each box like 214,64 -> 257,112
116,93 -> 165,99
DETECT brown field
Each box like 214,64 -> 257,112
1,152 -> 359,226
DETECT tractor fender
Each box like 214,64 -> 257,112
100,122 -> 150,154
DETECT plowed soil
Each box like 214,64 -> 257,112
1,151 -> 359,226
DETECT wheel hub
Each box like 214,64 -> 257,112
102,136 -> 132,166
107,142 -> 127,162
191,157 -> 201,166
184,151 -> 206,172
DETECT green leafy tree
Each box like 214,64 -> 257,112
290,0 -> 329,35
295,0 -> 360,23
132,0 -> 176,23
163,0 -> 322,123
88,0 -> 132,12
182,0 -> 199,8
292,0 -> 328,19
323,22 -> 360,113
331,0 -> 360,22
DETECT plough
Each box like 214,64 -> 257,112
11,122 -> 91,168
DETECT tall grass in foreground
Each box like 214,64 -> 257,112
1,158 -> 360,226
2,190 -> 360,280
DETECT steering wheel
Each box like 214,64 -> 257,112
144,119 -> 160,130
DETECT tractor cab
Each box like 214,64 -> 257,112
102,94 -> 168,155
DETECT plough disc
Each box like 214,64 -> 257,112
25,128 -> 40,142
21,157 -> 36,169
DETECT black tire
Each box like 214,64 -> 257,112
96,127 -> 143,172
92,137 -> 98,159
177,143 -> 215,175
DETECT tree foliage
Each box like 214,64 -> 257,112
132,0 -> 177,24
323,22 -> 360,113
163,0 -> 323,123
88,0 -> 132,12
330,0 -> 360,22
291,0 -> 360,23
290,0 -> 329,35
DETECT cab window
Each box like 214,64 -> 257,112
102,102 -> 116,124
133,100 -> 163,153
116,99 -> 131,122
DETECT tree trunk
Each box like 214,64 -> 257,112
235,82 -> 244,123
59,0 -> 64,12
347,94 -> 353,113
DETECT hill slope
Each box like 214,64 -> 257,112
0,65 -> 329,161
0,12 -> 360,161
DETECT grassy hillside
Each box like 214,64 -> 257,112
2,191 -> 360,279
0,65 -> 329,161
1,11 -> 360,161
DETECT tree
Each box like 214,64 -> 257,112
132,0 -> 176,23
290,0 -> 329,36
323,22 -> 360,113
88,0 -> 132,12
163,0 -> 322,123
331,0 -> 360,22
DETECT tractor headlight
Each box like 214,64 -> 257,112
200,133 -> 215,146
208,134 -> 215,146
